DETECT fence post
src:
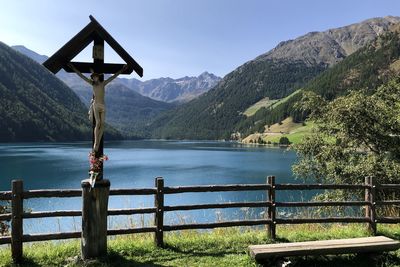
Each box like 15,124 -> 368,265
365,176 -> 377,235
364,177 -> 371,232
11,179 -> 23,264
265,177 -> 270,234
81,179 -> 110,260
267,176 -> 276,240
154,177 -> 164,247
370,176 -> 377,235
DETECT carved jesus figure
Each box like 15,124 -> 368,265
68,63 -> 128,152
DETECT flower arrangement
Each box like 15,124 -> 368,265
88,152 -> 109,187
89,152 -> 109,173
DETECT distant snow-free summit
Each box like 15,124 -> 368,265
12,45 -> 221,103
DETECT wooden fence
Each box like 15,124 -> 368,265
0,176 -> 399,262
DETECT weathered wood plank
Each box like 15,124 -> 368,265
0,191 -> 11,201
154,177 -> 164,247
275,217 -> 370,224
108,208 -> 156,216
11,180 -> 23,263
365,177 -> 372,233
164,219 -> 272,231
23,210 -> 81,219
376,200 -> 400,205
164,184 -> 270,194
109,188 -> 157,196
275,184 -> 369,190
369,177 -> 377,235
376,217 -> 400,223
21,208 -> 157,219
164,201 -> 271,211
0,213 -> 12,221
107,227 -> 156,236
23,231 -> 81,242
81,179 -> 110,260
275,201 -> 369,207
249,236 -> 400,261
64,62 -> 131,74
268,176 -> 276,239
23,190 -> 81,199
0,236 -> 11,245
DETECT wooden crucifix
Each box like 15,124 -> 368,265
43,15 -> 143,183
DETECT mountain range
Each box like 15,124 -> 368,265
67,81 -> 173,137
118,72 -> 221,103
5,16 -> 400,141
147,16 -> 400,140
12,45 -> 220,137
11,46 -> 219,137
12,45 -> 221,104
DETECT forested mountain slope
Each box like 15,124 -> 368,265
0,42 -> 121,141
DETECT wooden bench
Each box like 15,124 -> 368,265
249,236 -> 400,263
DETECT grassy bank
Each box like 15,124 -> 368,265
263,123 -> 312,145
1,224 -> 400,266
242,118 -> 313,145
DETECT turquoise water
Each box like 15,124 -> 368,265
0,140 -> 305,234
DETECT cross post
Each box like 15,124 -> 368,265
43,15 -> 143,260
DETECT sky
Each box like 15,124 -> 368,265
1,0 -> 400,80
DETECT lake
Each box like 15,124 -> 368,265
0,140 -> 308,234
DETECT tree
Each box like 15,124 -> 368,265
292,79 -> 400,215
258,137 -> 266,144
279,136 -> 291,145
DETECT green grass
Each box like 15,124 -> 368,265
243,89 -> 302,118
264,121 -> 314,145
243,97 -> 278,117
270,89 -> 302,109
242,117 -> 312,145
1,224 -> 400,266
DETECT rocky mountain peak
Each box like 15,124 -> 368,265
133,72 -> 222,103
256,16 -> 400,66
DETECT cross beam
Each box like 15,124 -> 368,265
64,62 -> 130,74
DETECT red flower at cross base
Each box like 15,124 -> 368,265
89,152 -> 109,173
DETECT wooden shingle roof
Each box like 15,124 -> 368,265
43,15 -> 143,77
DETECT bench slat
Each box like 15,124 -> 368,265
249,236 -> 400,260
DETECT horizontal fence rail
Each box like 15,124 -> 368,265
0,214 -> 11,221
22,231 -> 81,242
164,184 -> 271,194
109,188 -> 158,196
0,192 -> 12,201
275,217 -> 371,224
275,184 -> 370,190
0,176 -> 399,263
23,189 -> 81,199
275,201 -> 371,207
163,219 -> 273,231
164,201 -> 271,211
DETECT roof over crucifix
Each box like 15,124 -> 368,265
43,15 -> 143,77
